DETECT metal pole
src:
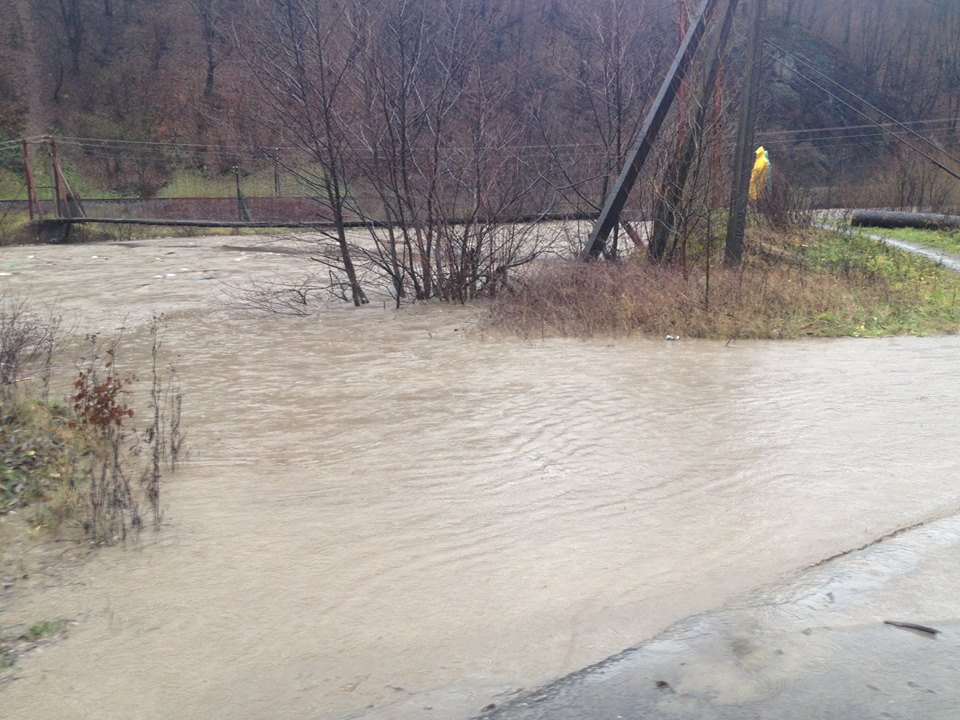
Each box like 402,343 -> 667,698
724,0 -> 766,266
582,0 -> 723,259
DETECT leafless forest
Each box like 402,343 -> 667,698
2,1 -> 959,302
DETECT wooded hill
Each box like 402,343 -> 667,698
1,0 -> 958,209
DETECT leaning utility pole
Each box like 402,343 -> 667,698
724,0 -> 766,266
582,0 -> 724,259
648,0 -> 739,262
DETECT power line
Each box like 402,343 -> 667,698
763,50 -> 960,183
765,40 -> 960,171
54,136 -> 611,155
757,117 -> 956,138
760,129 -> 957,146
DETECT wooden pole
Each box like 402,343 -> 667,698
582,0 -> 724,259
648,0 -> 739,261
273,149 -> 281,197
724,0 -> 766,266
22,139 -> 41,221
47,137 -> 66,219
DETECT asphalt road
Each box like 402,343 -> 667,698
477,514 -> 960,720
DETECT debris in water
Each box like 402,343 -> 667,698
884,620 -> 940,636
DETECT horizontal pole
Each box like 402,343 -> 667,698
851,210 -> 960,231
34,211 -> 600,230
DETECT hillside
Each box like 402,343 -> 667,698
0,0 -> 957,208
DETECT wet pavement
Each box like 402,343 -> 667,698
479,514 -> 960,719
863,231 -> 960,273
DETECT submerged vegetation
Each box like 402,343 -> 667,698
0,617 -> 70,684
487,227 -> 960,340
0,301 -> 184,550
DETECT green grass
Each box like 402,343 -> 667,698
157,167 -> 306,198
0,166 -> 27,200
1,618 -> 69,676
0,211 -> 34,245
798,230 -> 960,336
856,225 -> 960,256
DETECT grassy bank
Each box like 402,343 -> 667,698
487,227 -> 960,339
0,396 -> 102,535
855,225 -> 960,256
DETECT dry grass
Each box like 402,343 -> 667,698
487,228 -> 960,340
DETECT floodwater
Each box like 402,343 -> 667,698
2,235 -> 960,719
484,514 -> 960,719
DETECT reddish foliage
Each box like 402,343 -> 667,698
71,350 -> 135,432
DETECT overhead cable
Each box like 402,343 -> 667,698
763,50 -> 960,182
765,40 -> 960,171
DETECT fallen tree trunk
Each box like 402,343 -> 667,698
851,210 -> 960,231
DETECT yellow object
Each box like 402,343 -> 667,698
749,146 -> 770,200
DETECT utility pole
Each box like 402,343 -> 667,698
582,0 -> 724,259
648,0 -> 739,262
724,0 -> 766,266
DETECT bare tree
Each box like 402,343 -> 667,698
343,0 -> 555,305
57,0 -> 84,72
239,0 -> 368,305
188,0 -> 236,98
530,0 -> 671,257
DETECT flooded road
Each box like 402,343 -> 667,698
2,235 -> 960,719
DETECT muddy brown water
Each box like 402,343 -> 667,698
2,235 -> 960,719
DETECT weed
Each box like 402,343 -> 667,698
487,228 -> 960,339
69,332 -> 142,543
0,297 -> 61,398
1,301 -> 184,547
140,313 -> 185,528
0,618 -> 70,680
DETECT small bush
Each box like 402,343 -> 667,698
1,303 -> 184,546
0,297 -> 60,396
